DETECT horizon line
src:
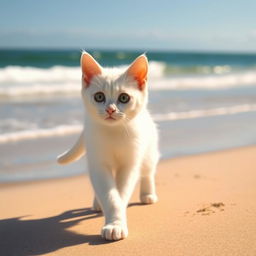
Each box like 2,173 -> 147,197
1,46 -> 256,55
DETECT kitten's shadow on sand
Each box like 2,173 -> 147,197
0,203 -> 144,256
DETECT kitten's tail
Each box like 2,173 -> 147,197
57,131 -> 86,165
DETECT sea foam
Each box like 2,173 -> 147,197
1,104 -> 256,144
1,64 -> 256,98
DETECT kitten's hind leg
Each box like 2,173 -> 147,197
92,197 -> 102,212
140,161 -> 158,204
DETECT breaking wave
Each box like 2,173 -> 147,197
1,63 -> 256,98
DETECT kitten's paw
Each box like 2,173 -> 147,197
101,223 -> 128,241
140,194 -> 158,204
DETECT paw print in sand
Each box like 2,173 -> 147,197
196,202 -> 225,216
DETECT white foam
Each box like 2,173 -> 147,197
0,125 -> 82,144
0,119 -> 38,132
148,61 -> 166,78
0,63 -> 165,98
149,71 -> 256,90
1,104 -> 256,144
0,82 -> 81,98
1,64 -> 256,99
0,62 -> 164,84
153,104 -> 256,121
0,66 -> 80,83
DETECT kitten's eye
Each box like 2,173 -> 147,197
94,92 -> 105,103
118,93 -> 130,104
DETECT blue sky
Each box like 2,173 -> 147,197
1,0 -> 256,52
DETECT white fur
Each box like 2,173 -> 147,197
57,53 -> 159,241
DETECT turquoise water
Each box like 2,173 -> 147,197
1,49 -> 256,72
0,49 -> 256,182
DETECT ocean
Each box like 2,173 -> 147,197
1,49 -> 256,183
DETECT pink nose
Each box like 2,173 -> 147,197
106,106 -> 116,115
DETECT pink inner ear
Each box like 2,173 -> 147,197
127,55 -> 148,90
81,52 -> 102,87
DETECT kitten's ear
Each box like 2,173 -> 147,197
81,51 -> 102,87
126,54 -> 148,90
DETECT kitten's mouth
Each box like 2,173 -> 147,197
105,116 -> 116,121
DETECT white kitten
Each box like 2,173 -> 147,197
57,52 -> 159,241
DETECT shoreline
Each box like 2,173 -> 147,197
1,143 -> 255,186
1,145 -> 256,255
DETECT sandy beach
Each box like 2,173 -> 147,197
2,2 -> 256,256
1,146 -> 256,256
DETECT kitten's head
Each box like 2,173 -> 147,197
80,51 -> 148,126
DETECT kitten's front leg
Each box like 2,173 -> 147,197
116,166 -> 140,207
89,164 -> 128,240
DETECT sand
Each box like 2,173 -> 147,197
1,146 -> 256,256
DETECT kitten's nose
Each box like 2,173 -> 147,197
106,105 -> 116,115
